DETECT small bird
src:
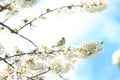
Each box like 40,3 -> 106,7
57,37 -> 65,47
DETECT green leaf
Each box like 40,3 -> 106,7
0,26 -> 4,30
23,18 -> 28,23
46,8 -> 51,12
40,16 -> 47,20
67,6 -> 72,9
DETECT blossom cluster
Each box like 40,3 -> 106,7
76,41 -> 103,58
0,41 -> 103,80
81,0 -> 107,12
16,0 -> 39,8
0,0 -> 39,15
112,49 -> 120,68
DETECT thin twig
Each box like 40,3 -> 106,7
0,22 -> 15,32
38,5 -> 81,18
3,53 -> 27,60
26,77 -> 34,80
2,13 -> 15,23
18,19 -> 34,31
18,5 -> 82,31
0,49 -> 39,61
18,34 -> 37,47
0,22 -> 37,47
58,74 -> 65,80
0,57 -> 14,68
27,68 -> 51,79
0,48 -> 64,61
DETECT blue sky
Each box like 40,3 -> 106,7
71,0 -> 120,80
0,0 -> 120,80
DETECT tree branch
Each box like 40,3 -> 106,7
18,4 -> 82,31
0,1 -> 15,12
0,57 -> 14,68
2,13 -> 15,23
18,19 -> 35,31
0,49 -> 39,61
0,22 -> 15,33
18,34 -> 37,47
1,47 -> 64,61
27,68 -> 51,80
58,74 -> 65,80
0,22 -> 37,47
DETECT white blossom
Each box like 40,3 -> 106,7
16,0 -> 39,8
0,43 -> 4,55
76,41 -> 103,58
50,59 -> 73,74
112,49 -> 120,64
0,40 -> 103,80
82,0 -> 107,12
